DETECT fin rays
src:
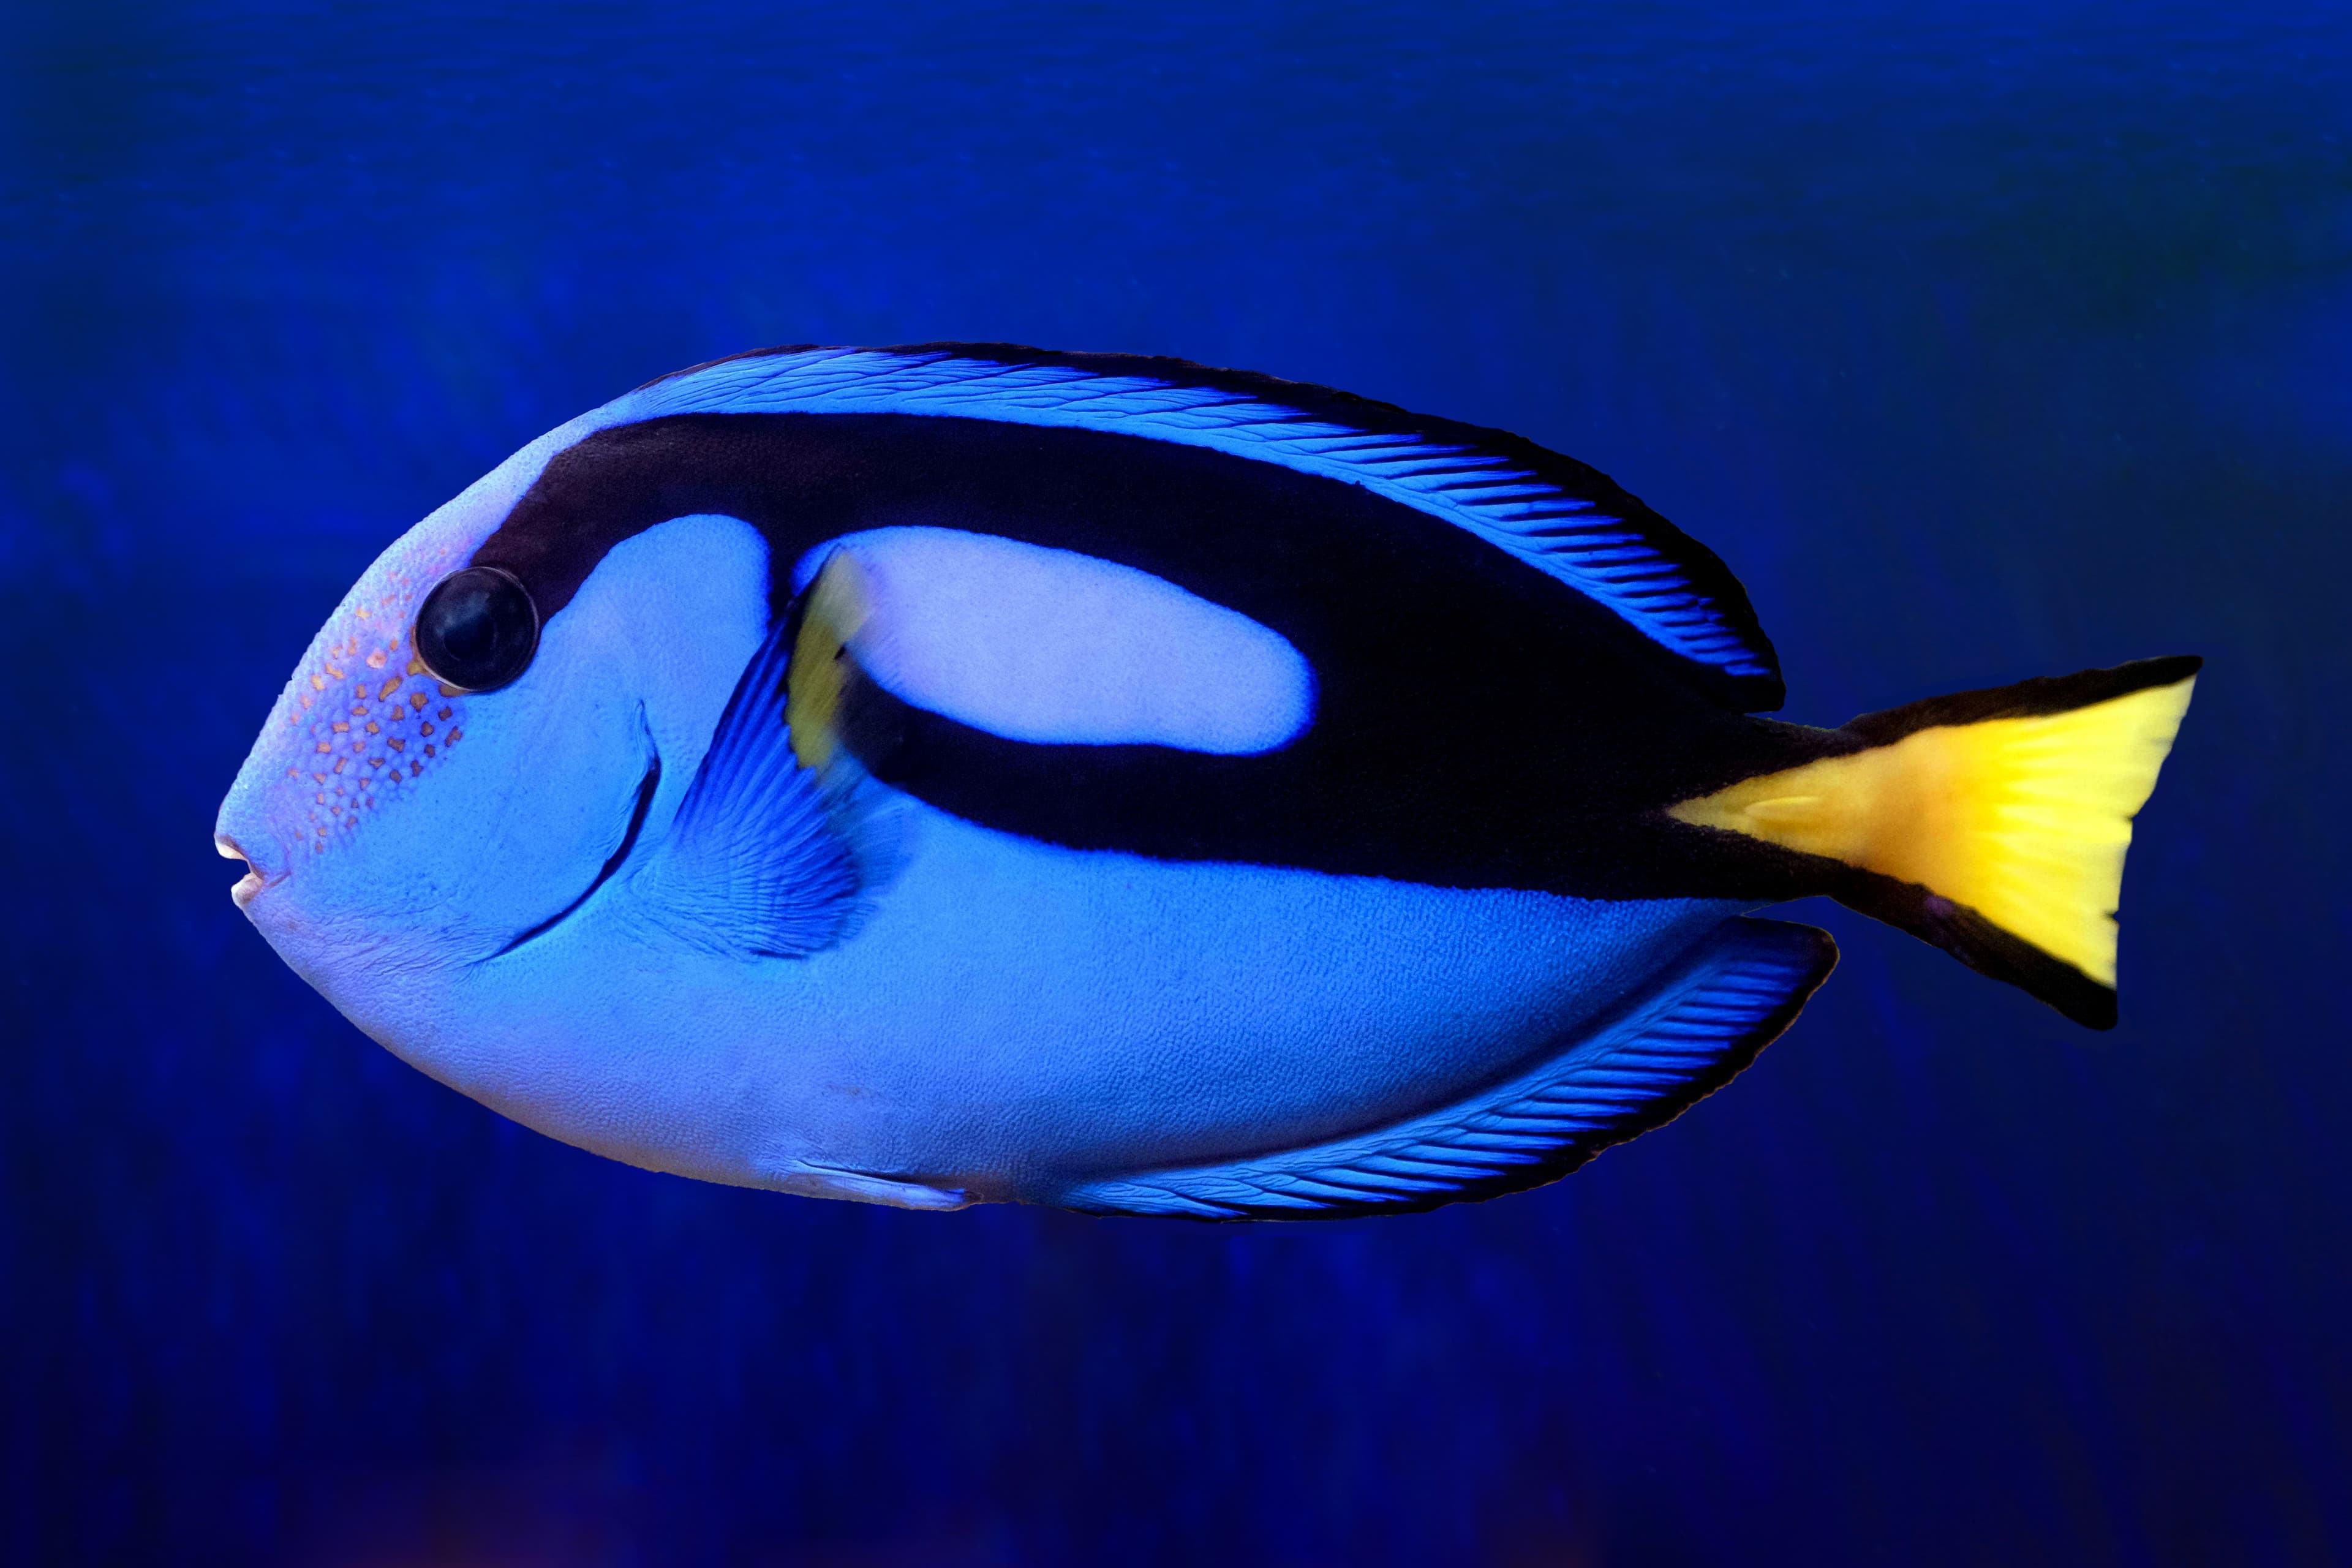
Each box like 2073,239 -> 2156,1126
1668,655 -> 2199,1025
635,598 -> 865,959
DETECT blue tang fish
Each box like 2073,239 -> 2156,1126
215,345 -> 2198,1218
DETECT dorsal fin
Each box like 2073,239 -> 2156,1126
617,344 -> 1785,710
1055,918 -> 1836,1220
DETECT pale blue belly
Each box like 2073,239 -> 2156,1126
457,798 -> 1742,1196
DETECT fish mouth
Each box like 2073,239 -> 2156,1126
215,832 -> 281,909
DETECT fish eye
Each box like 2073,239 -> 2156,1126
414,566 -> 540,692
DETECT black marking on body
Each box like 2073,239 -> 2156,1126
1830,871 -> 2120,1029
1839,655 -> 2203,744
635,343 -> 1786,711
473,410 -> 1855,901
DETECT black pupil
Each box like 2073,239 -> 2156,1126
415,567 -> 538,692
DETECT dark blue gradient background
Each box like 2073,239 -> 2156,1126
4,4 -> 2346,1563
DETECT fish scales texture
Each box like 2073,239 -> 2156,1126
216,344 -> 2200,1216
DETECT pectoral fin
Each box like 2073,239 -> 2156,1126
635,584 -> 872,958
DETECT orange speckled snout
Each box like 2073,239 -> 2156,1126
220,533 -> 480,912
282,655 -> 465,851
262,552 -> 473,856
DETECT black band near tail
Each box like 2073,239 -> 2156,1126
1831,870 -> 2119,1030
1840,655 -> 2203,747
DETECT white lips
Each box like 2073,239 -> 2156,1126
216,833 -> 274,909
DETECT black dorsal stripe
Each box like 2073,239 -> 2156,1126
469,410 -> 1844,900
620,343 -> 1785,711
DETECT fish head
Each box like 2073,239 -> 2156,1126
214,420 -> 770,1050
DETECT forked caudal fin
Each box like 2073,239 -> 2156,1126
1668,656 -> 2200,1029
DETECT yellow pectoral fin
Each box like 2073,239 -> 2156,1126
1670,673 -> 2196,988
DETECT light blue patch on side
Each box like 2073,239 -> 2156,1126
1054,916 -> 1838,1219
794,527 -> 1314,755
615,347 -> 1776,685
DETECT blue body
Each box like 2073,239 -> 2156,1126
213,363 -> 1818,1212
7,3 -> 2342,1562
477,793 -> 1738,1202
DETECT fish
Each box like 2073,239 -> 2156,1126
214,344 -> 2199,1219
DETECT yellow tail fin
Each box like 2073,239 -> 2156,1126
1668,657 -> 2199,1027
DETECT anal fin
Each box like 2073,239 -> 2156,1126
1057,918 -> 1837,1221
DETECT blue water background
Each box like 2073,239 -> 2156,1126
4,2 -> 2348,1562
